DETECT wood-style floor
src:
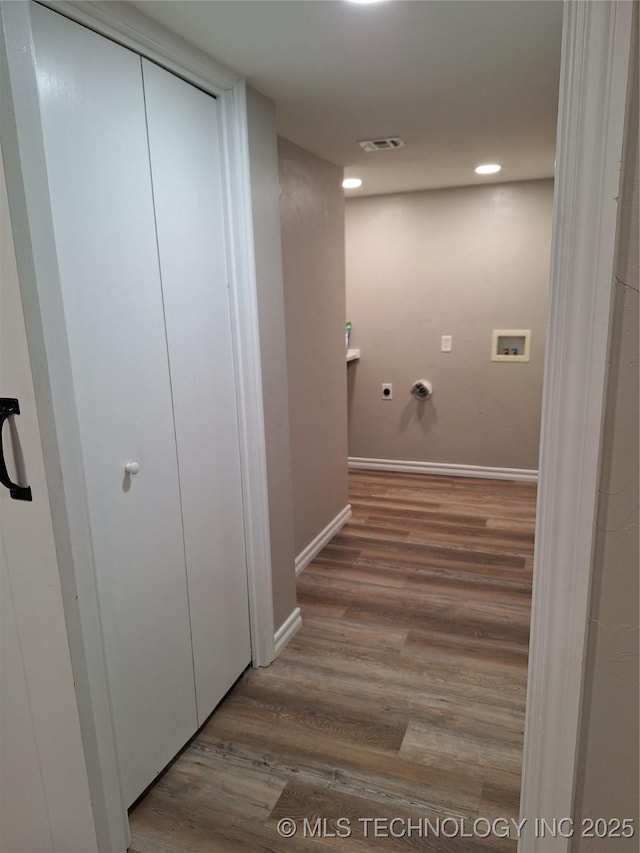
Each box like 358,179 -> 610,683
129,471 -> 536,852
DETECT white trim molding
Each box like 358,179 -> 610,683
295,505 -> 353,576
349,457 -> 538,483
273,607 -> 302,656
221,79 -> 275,669
36,0 -> 239,94
519,3 -> 633,852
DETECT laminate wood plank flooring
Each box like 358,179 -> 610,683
129,471 -> 536,852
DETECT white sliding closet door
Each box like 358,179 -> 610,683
142,60 -> 251,722
31,6 -> 197,805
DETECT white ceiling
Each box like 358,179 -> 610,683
132,0 -> 563,196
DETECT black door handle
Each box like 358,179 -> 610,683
0,398 -> 33,501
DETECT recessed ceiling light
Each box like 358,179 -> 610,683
342,178 -> 363,189
346,0 -> 388,4
475,164 -> 502,175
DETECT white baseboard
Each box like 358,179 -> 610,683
273,606 -> 302,657
295,504 -> 352,576
348,457 -> 538,483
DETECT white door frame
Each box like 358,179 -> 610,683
1,1 -> 275,850
519,2 -> 633,850
0,0 -> 633,851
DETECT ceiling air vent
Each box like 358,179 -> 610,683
358,137 -> 405,152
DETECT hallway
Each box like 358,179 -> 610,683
129,471 -> 535,852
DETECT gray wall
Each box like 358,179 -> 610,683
573,21 -> 638,849
245,89 -> 297,631
278,137 -> 349,556
345,180 -> 553,470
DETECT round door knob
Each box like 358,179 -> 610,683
124,462 -> 140,475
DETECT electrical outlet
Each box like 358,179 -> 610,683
381,383 -> 393,400
441,335 -> 452,352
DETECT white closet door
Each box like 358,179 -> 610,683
31,5 -> 197,805
142,60 -> 251,722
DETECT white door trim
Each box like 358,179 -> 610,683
1,1 -> 275,849
36,0 -> 239,94
220,78 -> 276,667
519,2 -> 633,850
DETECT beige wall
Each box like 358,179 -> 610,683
278,138 -> 349,556
345,180 -> 553,470
573,21 -> 638,849
246,89 -> 297,630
